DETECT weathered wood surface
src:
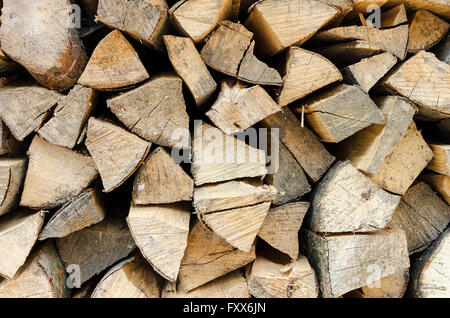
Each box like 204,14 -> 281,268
345,269 -> 409,298
317,0 -> 353,26
385,0 -> 450,20
422,173 -> 450,204
0,120 -> 22,156
427,144 -> 450,176
0,158 -> 27,216
380,4 -> 408,27
407,9 -> 449,53
345,0 -> 388,21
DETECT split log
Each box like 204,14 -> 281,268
191,122 -> 267,185
107,74 -> 190,148
163,270 -> 250,298
39,188 -> 106,240
244,0 -> 339,56
409,228 -> 450,298
0,158 -> 27,216
164,35 -> 217,107
387,182 -> 450,254
0,0 -> 88,91
38,85 -> 97,149
85,118 -> 150,192
133,147 -> 193,205
277,47 -> 342,107
345,269 -> 409,298
258,202 -> 310,259
426,144 -> 450,176
260,108 -> 335,182
0,120 -> 22,156
96,0 -> 169,51
307,161 -> 401,233
0,241 -> 69,298
178,221 -> 256,291
127,203 -> 191,282
20,136 -> 98,209
169,0 -> 238,43
317,0 -> 353,26
200,21 -> 282,86
91,255 -> 164,298
78,30 -> 150,91
336,96 -> 416,175
206,80 -> 281,135
300,227 -> 410,298
382,50 -> 450,120
421,173 -> 450,204
380,4 -> 408,27
341,52 -> 397,93
298,84 -> 385,143
193,179 -> 276,214
408,10 -> 449,54
247,254 -> 319,298
0,210 -> 45,278
433,34 -> 449,64
371,122 -> 434,195
0,82 -> 62,141
385,0 -> 450,20
57,217 -> 136,285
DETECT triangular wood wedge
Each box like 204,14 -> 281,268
258,202 -> 310,259
133,147 -> 194,205
178,221 -> 256,291
107,74 -> 190,148
38,85 -> 97,149
0,210 -> 45,278
386,0 -> 450,20
0,0 -> 88,91
85,118 -> 151,192
277,47 -> 342,107
244,0 -> 339,56
127,203 -> 191,282
380,4 -> 408,28
39,188 -> 106,240
78,30 -> 149,90
344,0 -> 388,21
422,174 -> 450,204
408,10 -> 449,53
57,217 -> 136,285
20,136 -> 98,209
191,122 -> 267,185
0,241 -> 69,298
0,82 -> 62,141
0,158 -> 27,216
206,80 -> 281,135
297,84 -> 385,143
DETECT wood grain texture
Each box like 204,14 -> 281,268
385,0 -> 450,20
0,158 -> 27,216
422,173 -> 450,204
380,4 -> 408,27
0,120 -> 22,156
346,0 -> 388,21
408,9 -> 449,53
427,144 -> 450,176
345,269 -> 409,298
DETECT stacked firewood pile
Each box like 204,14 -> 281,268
0,0 -> 448,298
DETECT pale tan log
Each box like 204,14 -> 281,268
78,30 -> 149,91
57,217 -> 136,285
0,82 -> 62,141
341,52 -> 397,93
371,122 -> 434,195
169,0 -> 238,43
39,188 -> 106,240
308,161 -> 401,233
244,0 -> 339,56
260,108 -> 335,182
0,210 -> 45,279
85,118 -> 150,192
163,270 -> 250,298
258,202 -> 310,259
408,10 -> 449,53
200,21 -> 282,86
301,227 -> 410,298
385,0 -> 450,20
178,221 -> 256,291
191,122 -> 267,185
107,74 -> 190,148
387,182 -> 450,254
0,241 -> 69,298
298,84 -> 385,143
206,80 -> 280,135
96,0 -> 169,51
421,173 -> 450,204
336,96 -> 416,175
0,158 -> 27,216
91,255 -> 164,298
248,254 -> 319,298
277,47 -> 342,107
380,4 -> 408,27
382,51 -> 450,120
410,228 -> 450,298
133,147 -> 193,205
20,136 -> 98,209
38,85 -> 97,149
345,269 -> 409,298
127,203 -> 190,282
193,179 -> 276,214
0,0 -> 87,91
427,144 -> 450,176
164,35 -> 217,106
